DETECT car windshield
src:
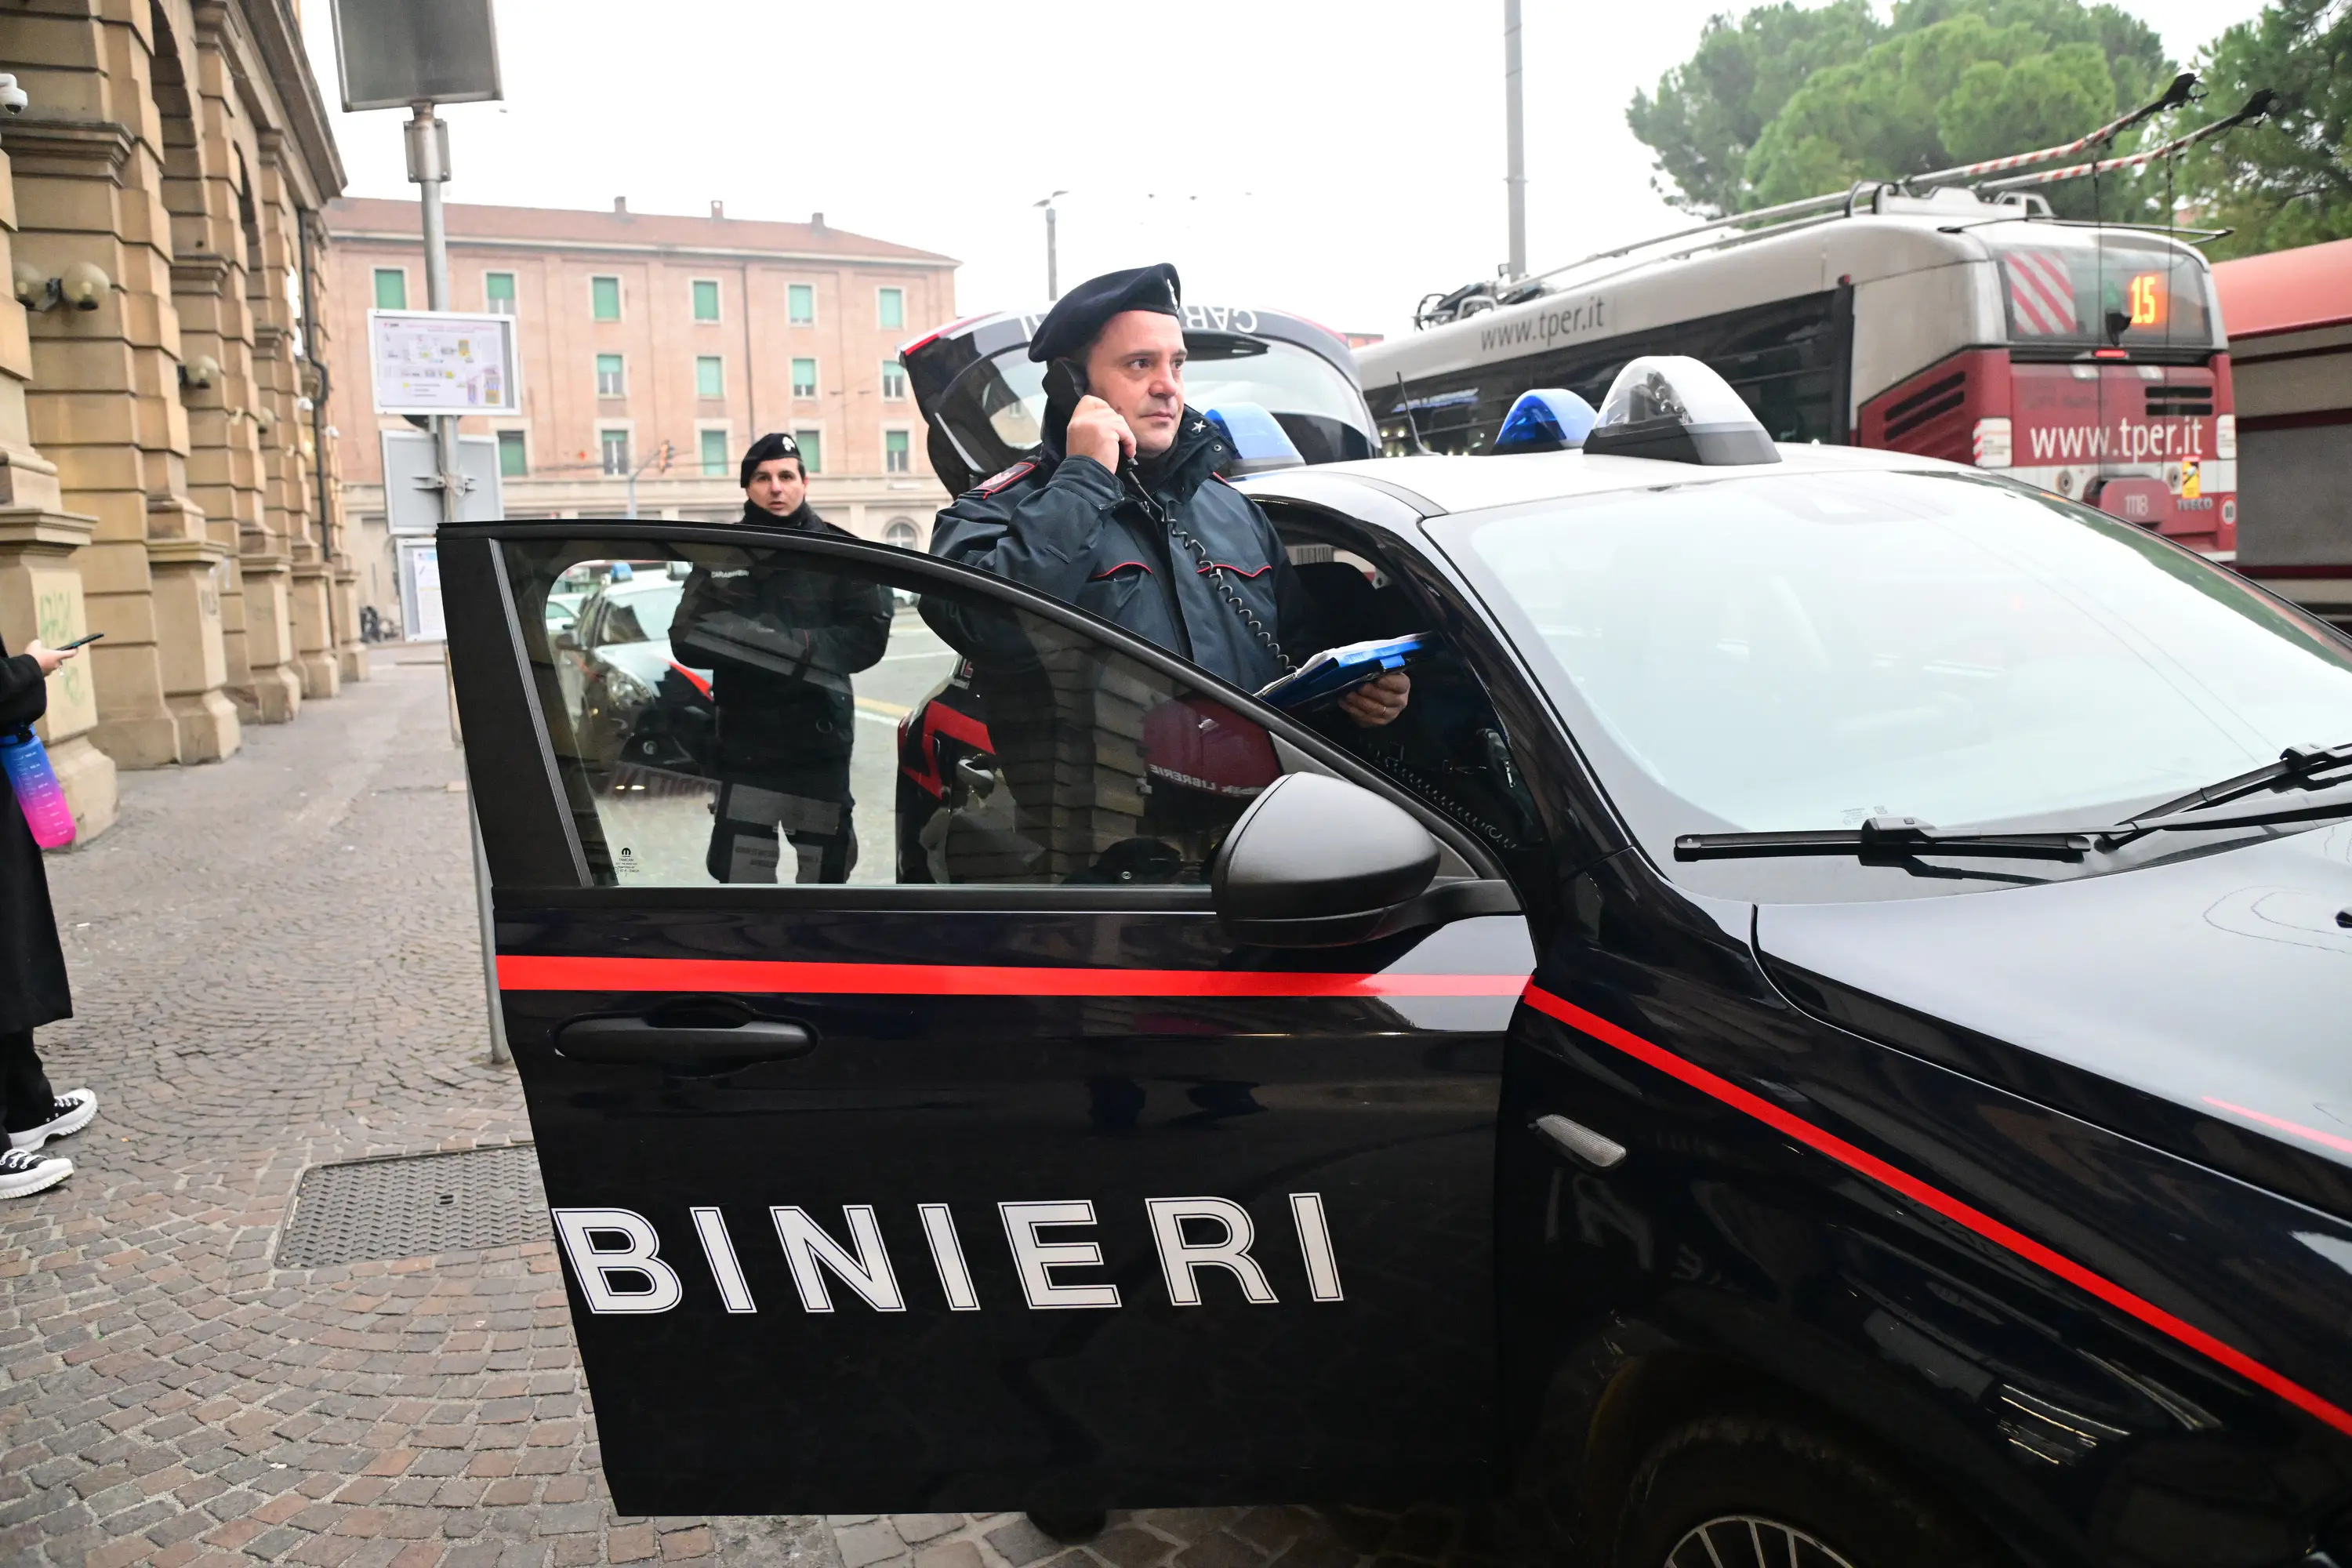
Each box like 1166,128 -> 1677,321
971,337 -> 1370,452
1986,230 -> 2219,351
1435,469 -> 2352,873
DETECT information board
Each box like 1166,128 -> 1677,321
368,310 -> 521,416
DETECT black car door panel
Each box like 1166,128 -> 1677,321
448,522 -> 1530,1515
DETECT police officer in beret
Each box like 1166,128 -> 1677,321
667,433 -> 893,883
928,263 -> 1407,728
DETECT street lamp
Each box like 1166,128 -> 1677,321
1034,191 -> 1068,302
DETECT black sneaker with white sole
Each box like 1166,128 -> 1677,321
0,1147 -> 71,1200
8,1089 -> 97,1152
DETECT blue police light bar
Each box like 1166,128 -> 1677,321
1203,402 -> 1305,476
1492,389 -> 1598,453
1584,354 -> 1780,466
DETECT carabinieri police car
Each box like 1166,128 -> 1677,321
444,356 -> 2352,1568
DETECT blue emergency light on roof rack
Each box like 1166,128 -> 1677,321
1492,389 -> 1598,453
1583,355 -> 1780,466
1203,402 -> 1305,476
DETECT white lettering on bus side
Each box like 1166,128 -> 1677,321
1476,296 -> 1607,358
553,1197 -> 1348,1315
2025,417 -> 2209,464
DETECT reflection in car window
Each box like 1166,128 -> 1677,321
1437,470 -> 2352,861
594,584 -> 683,646
503,539 -> 1279,889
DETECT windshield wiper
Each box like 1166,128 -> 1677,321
1678,768 -> 2352,864
2128,740 -> 2352,821
1675,816 -> 2100,862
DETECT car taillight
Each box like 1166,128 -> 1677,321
2216,413 -> 2237,460
1972,417 -> 2013,469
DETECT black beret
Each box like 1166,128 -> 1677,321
739,431 -> 802,488
1027,263 -> 1182,363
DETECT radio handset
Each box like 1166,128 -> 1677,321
1045,359 -> 1134,477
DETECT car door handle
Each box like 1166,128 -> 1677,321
553,1016 -> 816,1066
1534,1112 -> 1628,1171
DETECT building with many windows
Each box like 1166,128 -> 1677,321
321,198 -> 958,626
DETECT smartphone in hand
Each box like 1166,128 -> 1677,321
56,632 -> 103,652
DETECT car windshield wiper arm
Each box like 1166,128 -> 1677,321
1676,816 -> 2098,862
1678,779 -> 2352,864
2135,740 -> 2352,820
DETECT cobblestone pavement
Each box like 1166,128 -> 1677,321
0,655 -> 1512,1568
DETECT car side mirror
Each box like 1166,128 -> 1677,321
1211,773 -> 1441,947
553,626 -> 581,652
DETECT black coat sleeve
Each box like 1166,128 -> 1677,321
808,576 -> 892,680
0,649 -> 48,731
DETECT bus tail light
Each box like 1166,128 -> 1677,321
1973,418 -> 2013,469
2216,414 -> 2237,460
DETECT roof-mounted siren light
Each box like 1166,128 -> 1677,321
1203,402 -> 1305,477
1584,355 -> 1780,466
1492,389 -> 1598,453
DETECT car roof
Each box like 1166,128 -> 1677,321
1239,440 -> 1976,520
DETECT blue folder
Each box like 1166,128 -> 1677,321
1255,632 -> 1435,713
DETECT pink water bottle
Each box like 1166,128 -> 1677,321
2,727 -> 75,848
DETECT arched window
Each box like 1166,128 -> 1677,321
884,517 -> 920,550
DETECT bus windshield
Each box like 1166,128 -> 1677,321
1987,231 -> 2219,351
1436,469 -> 2352,880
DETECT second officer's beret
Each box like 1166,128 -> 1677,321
1027,263 -> 1183,362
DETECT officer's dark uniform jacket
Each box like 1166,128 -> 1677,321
669,500 -> 892,770
927,408 -> 1315,694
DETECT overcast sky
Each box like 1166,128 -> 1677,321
300,0 -> 2267,343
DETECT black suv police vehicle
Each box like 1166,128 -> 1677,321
446,357 -> 2352,1568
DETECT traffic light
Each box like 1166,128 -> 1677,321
657,439 -> 673,474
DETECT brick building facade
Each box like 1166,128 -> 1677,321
0,0 -> 358,844
320,198 -> 959,625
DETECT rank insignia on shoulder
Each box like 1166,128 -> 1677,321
975,461 -> 1036,496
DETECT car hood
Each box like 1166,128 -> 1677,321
1755,823 -> 2352,1218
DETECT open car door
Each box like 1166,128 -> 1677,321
441,519 -> 1531,1515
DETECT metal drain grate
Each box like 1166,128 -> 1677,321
277,1145 -> 549,1269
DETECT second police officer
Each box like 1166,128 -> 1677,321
929,264 -> 1408,729
669,433 -> 893,884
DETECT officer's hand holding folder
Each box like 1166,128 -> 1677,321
1255,632 -> 1434,713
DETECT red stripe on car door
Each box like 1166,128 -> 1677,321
497,955 -> 1530,998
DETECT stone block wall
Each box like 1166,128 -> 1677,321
0,0 -> 350,841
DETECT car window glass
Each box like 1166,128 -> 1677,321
503,536 -> 1280,889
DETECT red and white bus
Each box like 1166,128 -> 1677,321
1361,187 -> 2238,554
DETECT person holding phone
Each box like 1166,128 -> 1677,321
0,631 -> 100,1200
927,263 -> 1406,728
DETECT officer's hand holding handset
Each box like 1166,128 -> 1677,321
1049,361 -> 1136,477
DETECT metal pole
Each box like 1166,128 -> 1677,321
408,101 -> 509,1067
1504,0 -> 1526,280
1045,204 -> 1059,302
626,463 -> 637,519
408,106 -> 462,530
